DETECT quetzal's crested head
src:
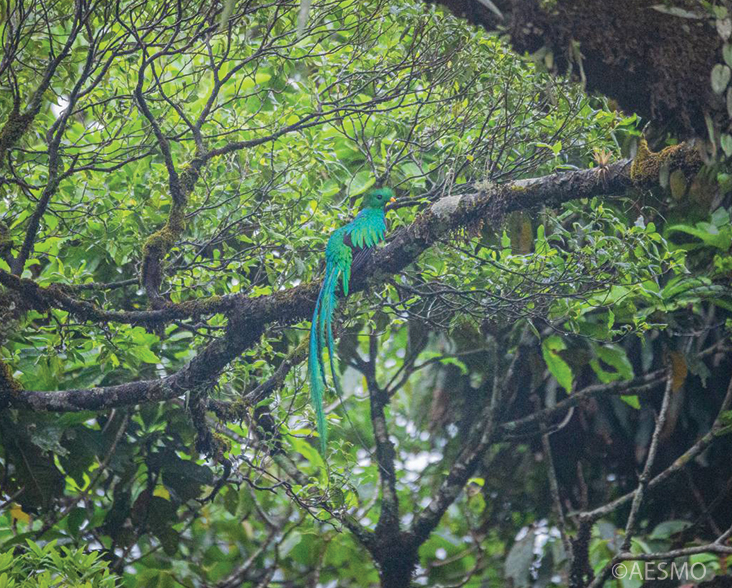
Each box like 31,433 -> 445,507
361,187 -> 396,210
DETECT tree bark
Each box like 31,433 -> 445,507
433,0 -> 727,139
374,534 -> 419,588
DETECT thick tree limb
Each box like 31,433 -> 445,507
362,332 -> 400,541
2,141 -> 701,327
1,143 -> 703,412
433,0 -> 725,138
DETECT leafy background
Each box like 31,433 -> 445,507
0,0 -> 731,586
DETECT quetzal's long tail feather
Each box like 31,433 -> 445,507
325,271 -> 345,402
309,261 -> 341,454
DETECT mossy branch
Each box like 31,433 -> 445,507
0,358 -> 23,411
630,138 -> 704,189
141,202 -> 187,302
140,160 -> 203,305
2,143 -> 705,413
0,222 -> 12,262
2,142 -> 704,331
0,111 -> 34,167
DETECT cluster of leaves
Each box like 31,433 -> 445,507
0,540 -> 117,588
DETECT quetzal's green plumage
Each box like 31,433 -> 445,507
309,187 -> 396,453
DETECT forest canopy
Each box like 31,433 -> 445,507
0,0 -> 731,587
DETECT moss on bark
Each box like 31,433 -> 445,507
435,0 -> 724,138
140,158 -> 205,304
0,109 -> 33,166
0,358 -> 23,410
630,138 -> 703,189
0,222 -> 11,256
141,203 -> 187,301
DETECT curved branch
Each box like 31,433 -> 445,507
2,144 -> 703,412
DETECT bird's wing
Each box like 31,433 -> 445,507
347,210 -> 386,250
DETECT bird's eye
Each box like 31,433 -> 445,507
377,194 -> 382,199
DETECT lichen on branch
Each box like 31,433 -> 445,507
141,202 -> 187,300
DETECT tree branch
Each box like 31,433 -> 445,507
499,369 -> 666,439
364,331 -> 400,540
2,144 -> 703,413
589,373 -> 675,588
582,372 -> 732,522
0,0 -> 88,165
410,350 -> 510,545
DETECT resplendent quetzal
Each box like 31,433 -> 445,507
309,187 -> 396,453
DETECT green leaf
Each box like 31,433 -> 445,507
590,344 -> 634,383
156,527 -> 180,557
667,223 -> 732,251
722,134 -> 732,157
712,64 -> 731,94
135,347 -> 161,364
650,4 -> 704,18
541,336 -> 573,393
28,420 -> 68,457
7,438 -> 65,509
291,437 -> 326,484
725,44 -> 732,68
439,356 -> 468,374
348,171 -> 375,197
161,456 -> 214,501
223,486 -> 239,516
66,508 -> 87,538
649,520 -> 692,539
145,496 -> 178,532
718,18 -> 732,41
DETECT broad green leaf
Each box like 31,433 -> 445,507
348,171 -> 376,197
542,336 -> 573,393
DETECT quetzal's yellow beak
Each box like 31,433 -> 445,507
389,196 -> 396,204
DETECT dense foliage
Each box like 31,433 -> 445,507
0,540 -> 116,588
0,0 -> 731,587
